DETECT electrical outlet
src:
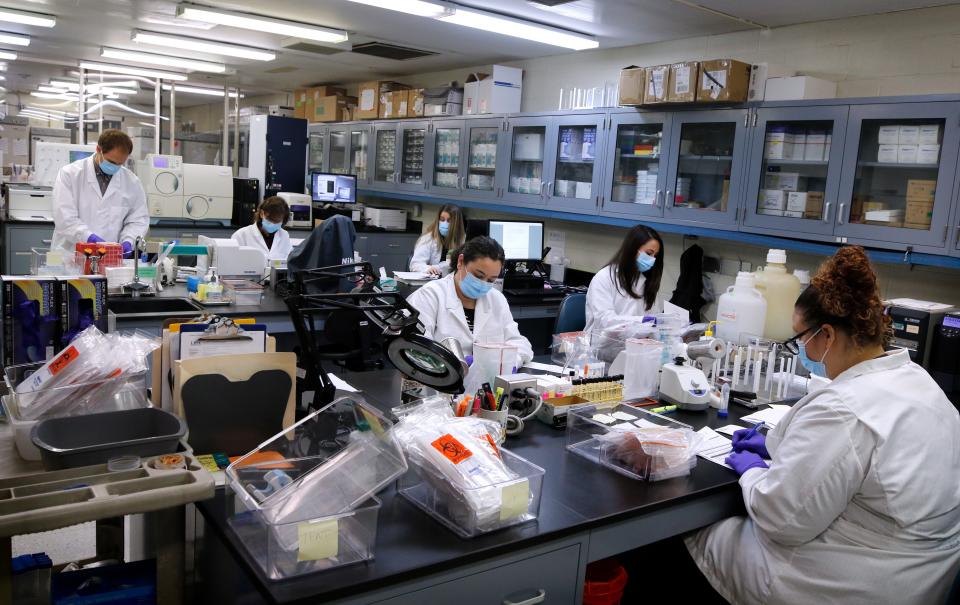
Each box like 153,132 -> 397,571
739,260 -> 753,272
702,255 -> 721,273
720,258 -> 740,276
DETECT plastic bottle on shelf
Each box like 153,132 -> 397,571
715,272 -> 767,346
793,269 -> 811,291
754,249 -> 801,342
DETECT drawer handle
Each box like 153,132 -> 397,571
387,243 -> 400,248
41,239 -> 52,244
15,251 -> 31,256
503,589 -> 546,605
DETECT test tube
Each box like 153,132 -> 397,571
712,358 -> 721,388
752,355 -> 762,394
765,349 -> 775,392
723,344 -> 731,378
732,350 -> 742,387
719,383 -> 730,418
777,357 -> 786,399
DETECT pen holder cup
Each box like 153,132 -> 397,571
476,408 -> 509,442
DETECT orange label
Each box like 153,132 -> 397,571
49,346 -> 79,376
485,434 -> 502,459
431,434 -> 473,464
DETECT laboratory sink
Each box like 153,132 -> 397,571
107,297 -> 204,317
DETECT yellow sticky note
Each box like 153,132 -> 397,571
297,519 -> 339,562
500,479 -> 530,521
359,407 -> 385,437
196,455 -> 219,473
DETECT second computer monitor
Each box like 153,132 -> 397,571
488,220 -> 544,260
311,172 -> 357,204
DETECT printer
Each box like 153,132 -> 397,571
5,185 -> 54,221
365,207 -> 408,231
886,301 -> 954,367
930,312 -> 960,407
277,192 -> 312,228
197,235 -> 267,278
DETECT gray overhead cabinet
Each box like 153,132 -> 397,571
425,117 -> 506,201
498,116 -> 555,209
308,123 -> 327,174
327,123 -> 372,186
371,120 -> 430,193
742,105 -> 850,239
601,111 -> 673,220
546,113 -> 608,215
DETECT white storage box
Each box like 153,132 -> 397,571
898,125 -> 920,145
919,124 -> 941,145
760,189 -> 787,211
748,63 -> 795,101
877,145 -> 898,164
464,66 -> 522,115
918,144 -> 941,165
764,76 -> 837,101
877,125 -> 901,145
898,144 -> 919,164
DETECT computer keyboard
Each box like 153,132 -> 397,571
505,288 -> 565,297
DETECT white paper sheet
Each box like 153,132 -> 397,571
741,404 -> 791,429
716,424 -> 747,437
886,298 -> 953,312
393,271 -> 436,281
329,373 -> 358,393
522,361 -> 567,375
695,426 -> 733,469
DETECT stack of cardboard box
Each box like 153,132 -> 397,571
618,59 -> 751,105
355,81 -> 421,120
293,86 -> 357,123
905,179 -> 936,230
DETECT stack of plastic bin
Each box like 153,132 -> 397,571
225,397 -> 408,580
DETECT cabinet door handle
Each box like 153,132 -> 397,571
387,243 -> 400,248
655,189 -> 662,207
538,180 -> 546,197
822,201 -> 832,223
41,239 -> 52,244
503,589 -> 546,605
14,251 -> 31,256
545,181 -> 553,198
743,112 -> 749,128
838,202 -> 846,225
666,189 -> 673,208
752,112 -> 758,127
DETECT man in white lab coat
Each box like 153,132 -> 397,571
51,129 -> 148,255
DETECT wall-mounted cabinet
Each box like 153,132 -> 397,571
327,123 -> 371,186
341,94 -> 960,260
307,124 -> 326,174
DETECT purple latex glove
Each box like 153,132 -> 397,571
726,451 -> 768,476
87,233 -> 105,244
731,425 -> 770,458
122,240 -> 134,258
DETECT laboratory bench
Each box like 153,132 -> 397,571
191,365 -> 748,605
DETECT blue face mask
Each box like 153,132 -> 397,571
459,271 -> 494,299
261,218 -> 282,234
99,159 -> 121,176
438,221 -> 450,237
636,251 -> 656,273
797,329 -> 830,377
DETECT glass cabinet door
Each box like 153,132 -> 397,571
742,107 -> 849,238
373,125 -> 398,187
601,113 -> 668,218
664,110 -> 748,227
464,122 -> 500,196
548,116 -> 605,214
308,125 -> 325,173
329,128 -> 348,175
431,125 -> 462,191
836,102 -> 959,247
349,127 -> 369,183
398,123 -> 427,189
500,119 -> 552,207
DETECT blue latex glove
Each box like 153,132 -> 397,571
731,425 -> 770,459
726,451 -> 768,476
122,240 -> 134,258
87,233 -> 105,244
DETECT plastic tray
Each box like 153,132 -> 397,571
397,448 -> 544,538
31,408 -> 185,470
566,403 -> 697,481
225,397 -> 407,579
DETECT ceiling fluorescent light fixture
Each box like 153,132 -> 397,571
161,83 -> 243,98
132,30 -> 276,61
101,47 -> 226,73
0,50 -> 17,61
0,32 -> 29,46
344,0 -> 451,18
176,4 -> 348,43
439,6 -> 598,50
0,7 -> 55,28
79,61 -> 189,81
0,75 -> 6,81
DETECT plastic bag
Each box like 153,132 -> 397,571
597,425 -> 701,481
13,326 -> 159,421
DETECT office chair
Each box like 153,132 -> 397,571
554,293 -> 587,334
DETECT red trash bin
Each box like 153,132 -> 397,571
583,558 -> 628,605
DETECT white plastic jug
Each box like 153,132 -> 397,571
716,272 -> 767,345
754,249 -> 801,342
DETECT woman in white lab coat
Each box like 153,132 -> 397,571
409,204 -> 465,275
686,246 -> 960,605
407,236 -> 533,366
231,196 -> 292,262
584,224 -> 664,333
51,129 -> 148,255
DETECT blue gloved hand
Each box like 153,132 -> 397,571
726,451 -> 768,476
731,426 -> 770,458
122,240 -> 134,258
87,233 -> 105,244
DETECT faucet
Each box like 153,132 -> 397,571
124,237 -> 151,298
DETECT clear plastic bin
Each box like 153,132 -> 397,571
30,248 -> 82,276
398,448 -> 544,538
566,404 -> 698,481
222,279 -> 264,306
4,361 -> 148,422
551,331 -> 586,365
225,397 -> 407,578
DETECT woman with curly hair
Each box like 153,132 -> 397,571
685,246 -> 960,604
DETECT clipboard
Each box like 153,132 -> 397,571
180,321 -> 267,360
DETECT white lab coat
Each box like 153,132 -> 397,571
686,349 -> 960,605
409,234 -> 454,274
584,265 -> 658,334
51,157 -> 149,251
231,223 -> 293,261
407,274 -> 533,366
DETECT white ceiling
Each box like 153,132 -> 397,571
5,0 -> 960,110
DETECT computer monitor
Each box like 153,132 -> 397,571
311,172 -> 357,204
488,220 -> 544,260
